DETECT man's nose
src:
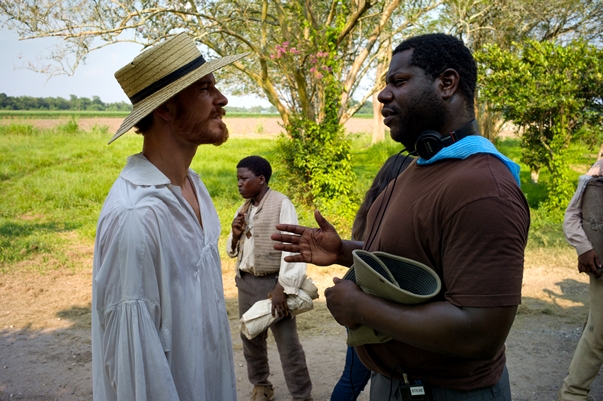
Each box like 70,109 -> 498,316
377,87 -> 392,104
214,88 -> 228,107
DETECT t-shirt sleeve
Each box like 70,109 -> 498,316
440,195 -> 529,308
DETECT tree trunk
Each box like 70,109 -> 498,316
372,91 -> 385,144
598,142 -> 603,160
371,49 -> 388,144
531,169 -> 540,183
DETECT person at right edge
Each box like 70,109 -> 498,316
272,33 -> 530,401
558,158 -> 603,401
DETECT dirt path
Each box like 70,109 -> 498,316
1,246 -> 603,401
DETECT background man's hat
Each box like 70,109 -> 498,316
110,32 -> 248,144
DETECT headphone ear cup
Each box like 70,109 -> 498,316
415,131 -> 444,160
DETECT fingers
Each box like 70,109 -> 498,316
275,223 -> 306,235
271,232 -> 301,245
283,254 -> 305,263
314,210 -> 334,231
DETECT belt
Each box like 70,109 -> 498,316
239,270 -> 278,279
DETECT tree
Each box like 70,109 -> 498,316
438,0 -> 603,140
0,0 -> 441,220
476,40 -> 603,211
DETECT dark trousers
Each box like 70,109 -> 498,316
236,273 -> 312,401
370,365 -> 511,401
331,345 -> 372,400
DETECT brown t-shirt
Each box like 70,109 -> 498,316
356,153 -> 530,390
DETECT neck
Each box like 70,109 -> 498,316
142,128 -> 197,187
441,116 -> 474,135
252,187 -> 269,206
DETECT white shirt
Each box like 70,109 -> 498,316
564,159 -> 603,256
226,197 -> 307,295
91,153 -> 236,401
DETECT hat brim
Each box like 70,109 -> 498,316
109,52 -> 248,144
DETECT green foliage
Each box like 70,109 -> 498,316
57,116 -> 80,134
276,113 -> 357,228
273,17 -> 358,227
3,124 -> 597,272
0,93 -> 132,111
476,40 -> 603,210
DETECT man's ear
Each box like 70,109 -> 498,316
154,99 -> 177,122
258,174 -> 266,185
437,68 -> 460,100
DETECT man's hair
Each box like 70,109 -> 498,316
393,33 -> 477,107
237,156 -> 272,184
133,112 -> 154,135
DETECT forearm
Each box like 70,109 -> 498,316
350,292 -> 516,359
226,231 -> 240,257
336,240 -> 364,266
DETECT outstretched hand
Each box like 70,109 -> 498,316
271,210 -> 343,266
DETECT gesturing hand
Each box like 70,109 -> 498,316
231,212 -> 246,240
271,210 -> 343,266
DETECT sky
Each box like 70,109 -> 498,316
0,28 -> 270,108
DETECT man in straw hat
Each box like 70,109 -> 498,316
272,33 -> 530,400
91,33 -> 247,401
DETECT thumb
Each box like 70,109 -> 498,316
314,210 -> 335,232
333,277 -> 342,284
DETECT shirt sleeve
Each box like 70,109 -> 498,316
277,198 -> 307,295
564,175 -> 594,256
96,208 -> 180,400
101,301 -> 180,400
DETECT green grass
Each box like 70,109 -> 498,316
0,121 -> 597,272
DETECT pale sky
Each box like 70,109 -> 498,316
0,28 -> 270,108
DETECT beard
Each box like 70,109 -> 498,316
389,85 -> 450,152
173,99 -> 229,146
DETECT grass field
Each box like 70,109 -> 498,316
0,119 -> 599,272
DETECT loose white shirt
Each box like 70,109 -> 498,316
226,197 -> 306,295
91,153 -> 236,401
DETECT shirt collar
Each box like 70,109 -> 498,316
120,153 -> 171,186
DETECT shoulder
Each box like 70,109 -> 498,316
439,154 -> 525,204
267,189 -> 288,201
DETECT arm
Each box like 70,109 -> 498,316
226,206 -> 246,257
564,175 -> 601,275
97,209 -> 180,399
326,194 -> 528,360
271,209 -> 363,267
325,278 -> 516,359
270,199 -> 305,317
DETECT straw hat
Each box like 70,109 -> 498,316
110,32 -> 248,144
343,250 -> 441,346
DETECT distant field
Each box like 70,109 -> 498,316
0,110 -> 374,119
0,110 -> 131,119
0,115 -> 377,138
